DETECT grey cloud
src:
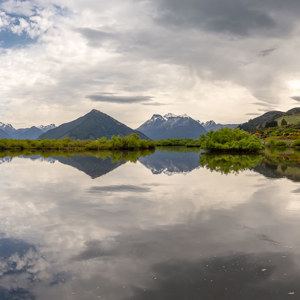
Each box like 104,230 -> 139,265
258,47 -> 278,57
76,28 -> 115,46
253,102 -> 275,107
142,102 -> 166,106
86,94 -> 152,104
88,185 -> 151,193
245,113 -> 261,116
291,96 -> 300,102
155,0 -> 279,37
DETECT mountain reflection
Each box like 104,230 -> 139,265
54,155 -> 125,179
0,149 -> 300,182
139,149 -> 201,175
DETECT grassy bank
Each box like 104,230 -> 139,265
0,134 -> 155,152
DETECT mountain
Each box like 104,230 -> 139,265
40,109 -> 149,140
137,113 -> 206,140
38,124 -> 56,132
0,129 -> 11,139
12,126 -> 44,139
0,122 -> 56,139
0,122 -> 15,136
199,120 -> 238,131
239,107 -> 300,132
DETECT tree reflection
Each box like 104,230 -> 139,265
199,154 -> 264,174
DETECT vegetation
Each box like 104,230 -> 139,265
265,120 -> 278,128
266,139 -> 288,148
199,154 -> 263,174
292,140 -> 300,148
0,134 -> 155,152
154,138 -> 201,147
281,118 -> 287,126
199,128 -> 264,153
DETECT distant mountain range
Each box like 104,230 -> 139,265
136,113 -> 239,140
239,107 -> 300,131
137,113 -> 206,140
0,122 -> 56,139
199,120 -> 238,131
40,109 -> 148,140
1,107 -> 299,141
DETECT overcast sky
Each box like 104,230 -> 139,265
0,0 -> 300,128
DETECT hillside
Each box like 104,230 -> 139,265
239,108 -> 300,132
40,109 -> 149,140
137,113 -> 206,140
0,129 -> 11,139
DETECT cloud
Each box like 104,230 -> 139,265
0,0 -> 300,127
86,94 -> 153,104
245,113 -> 261,116
258,47 -> 277,57
142,102 -> 166,106
291,96 -> 300,102
155,0 -> 280,37
76,27 -> 115,47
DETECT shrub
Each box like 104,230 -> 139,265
199,128 -> 264,153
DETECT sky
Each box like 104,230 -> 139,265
0,0 -> 300,128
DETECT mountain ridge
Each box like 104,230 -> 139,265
137,113 -> 206,140
40,109 -> 149,140
0,122 -> 56,139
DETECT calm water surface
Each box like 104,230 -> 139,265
0,150 -> 299,299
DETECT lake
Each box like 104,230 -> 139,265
0,149 -> 299,299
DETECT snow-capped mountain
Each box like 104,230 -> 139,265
198,120 -> 238,131
137,113 -> 206,140
38,124 -> 56,132
0,122 -> 56,139
0,122 -> 15,134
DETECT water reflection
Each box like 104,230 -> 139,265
253,150 -> 300,182
139,148 -> 200,175
199,154 -> 264,174
0,149 -> 299,299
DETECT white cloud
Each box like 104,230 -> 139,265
0,0 -> 299,127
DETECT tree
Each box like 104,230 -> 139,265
281,118 -> 287,126
265,120 -> 278,128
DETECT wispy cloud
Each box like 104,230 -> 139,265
86,94 -> 152,104
258,47 -> 277,57
245,113 -> 261,116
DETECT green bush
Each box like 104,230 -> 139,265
199,128 -> 264,153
